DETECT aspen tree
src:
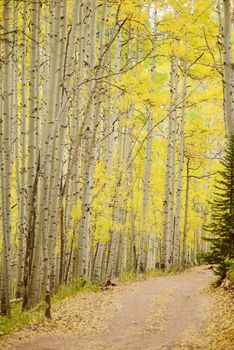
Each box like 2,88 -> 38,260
27,0 -> 40,236
47,0 -> 68,292
182,157 -> 190,266
173,60 -> 187,266
22,0 -> 41,309
91,4 -> 113,282
168,56 -> 179,269
41,0 -> 65,318
29,0 -> 53,305
12,0 -> 19,198
17,1 -> 28,299
138,116 -> 153,272
126,100 -> 137,273
11,0 -> 24,299
222,0 -> 234,137
1,0 -> 12,316
0,41 -> 3,309
136,52 -> 149,273
106,30 -> 122,279
120,103 -> 134,276
145,0 -> 157,271
78,0 -> 98,278
143,117 -> 153,267
0,25 -> 2,282
27,0 -> 41,307
103,26 -> 114,168
91,0 -> 109,282
65,0 -> 85,281
129,177 -> 136,271
162,55 -> 179,269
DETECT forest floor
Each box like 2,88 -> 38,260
1,267 -> 233,350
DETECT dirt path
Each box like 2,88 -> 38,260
2,267 -> 214,350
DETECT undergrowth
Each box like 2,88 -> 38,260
0,302 -> 45,337
52,278 -> 100,304
0,278 -> 100,337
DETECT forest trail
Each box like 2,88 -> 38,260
3,267 -> 214,350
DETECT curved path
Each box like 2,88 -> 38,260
3,267 -> 213,350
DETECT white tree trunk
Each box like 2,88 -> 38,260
222,0 -> 234,137
173,60 -> 187,266
182,158 -> 190,266
162,56 -> 179,269
1,0 -> 12,316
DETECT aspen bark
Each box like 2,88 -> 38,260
64,0 -> 85,280
128,128 -> 137,272
78,0 -> 97,277
106,29 -> 123,278
222,0 -> 234,137
0,28 -> 2,286
173,61 -> 187,267
11,0 -> 24,299
1,0 -> 12,316
47,0 -> 69,292
138,116 -> 153,273
22,0 -> 41,309
92,242 -> 105,282
182,158 -> 190,266
162,56 -> 179,269
145,2 -> 157,271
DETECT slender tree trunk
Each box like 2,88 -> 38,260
47,0 -> 69,293
222,0 -> 234,137
11,0 -> 24,299
22,0 -> 41,309
162,56 -> 179,269
1,0 -> 12,316
173,60 -> 187,267
138,116 -> 153,273
182,158 -> 190,266
77,0 -> 98,278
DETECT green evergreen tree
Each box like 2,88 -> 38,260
203,136 -> 234,281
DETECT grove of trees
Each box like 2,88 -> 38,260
0,0 -> 233,318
